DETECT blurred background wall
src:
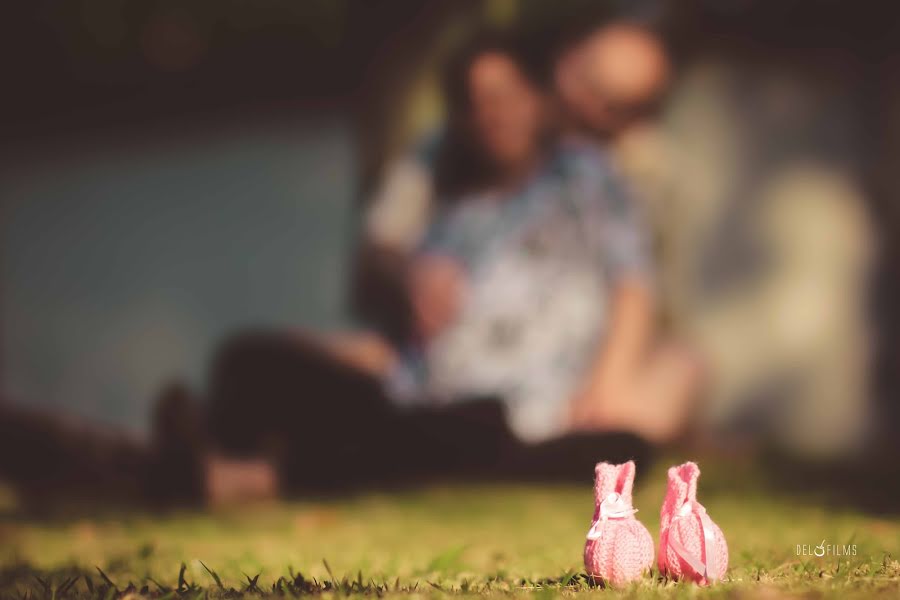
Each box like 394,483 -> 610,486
0,120 -> 354,431
0,0 -> 466,433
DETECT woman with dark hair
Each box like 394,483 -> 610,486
432,31 -> 551,199
358,30 -> 548,346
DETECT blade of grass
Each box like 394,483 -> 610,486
94,567 -> 116,590
199,560 -> 224,589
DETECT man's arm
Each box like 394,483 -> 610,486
570,278 -> 655,427
569,150 -> 657,426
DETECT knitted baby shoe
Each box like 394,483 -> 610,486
584,461 -> 654,586
658,462 -> 728,584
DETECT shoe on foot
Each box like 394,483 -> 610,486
658,462 -> 728,584
583,461 -> 654,586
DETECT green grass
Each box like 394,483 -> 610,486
2,459 -> 899,598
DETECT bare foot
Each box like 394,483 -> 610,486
205,455 -> 279,507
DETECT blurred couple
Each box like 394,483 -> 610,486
206,23 -> 702,496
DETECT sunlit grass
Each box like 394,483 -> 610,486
2,459 -> 899,598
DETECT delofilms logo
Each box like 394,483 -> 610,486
797,540 -> 857,557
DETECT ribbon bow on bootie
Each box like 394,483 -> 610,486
659,462 -> 728,584
584,461 -> 654,586
666,501 -> 720,582
586,492 -> 639,540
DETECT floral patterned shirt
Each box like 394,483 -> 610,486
388,138 -> 652,442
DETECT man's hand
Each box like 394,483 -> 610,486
408,255 -> 467,341
569,377 -> 630,430
568,343 -> 703,444
567,279 -> 653,434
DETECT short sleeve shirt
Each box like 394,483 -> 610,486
391,138 -> 652,442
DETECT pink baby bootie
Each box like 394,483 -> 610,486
583,461 -> 654,586
658,462 -> 728,584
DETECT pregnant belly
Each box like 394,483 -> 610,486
424,254 -> 607,441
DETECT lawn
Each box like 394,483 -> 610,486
2,458 -> 899,598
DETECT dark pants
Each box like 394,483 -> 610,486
207,331 -> 653,494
